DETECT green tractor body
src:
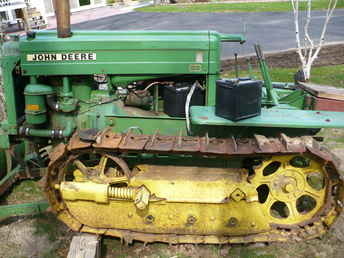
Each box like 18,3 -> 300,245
0,2 -> 344,245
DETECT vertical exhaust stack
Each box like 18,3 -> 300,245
54,0 -> 72,38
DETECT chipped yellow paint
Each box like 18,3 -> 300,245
55,154 -> 332,242
59,181 -> 110,203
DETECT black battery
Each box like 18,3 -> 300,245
215,79 -> 262,121
164,83 -> 205,117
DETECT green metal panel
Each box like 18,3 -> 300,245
206,74 -> 220,106
1,41 -> 21,135
0,149 -> 10,179
191,106 -> 344,128
24,82 -> 54,125
72,79 -> 92,102
106,116 -> 187,136
20,31 -> 243,76
0,201 -> 49,221
278,89 -> 306,109
0,133 -> 10,149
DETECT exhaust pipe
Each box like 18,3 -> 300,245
53,0 -> 72,38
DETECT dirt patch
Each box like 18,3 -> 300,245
0,213 -> 72,258
222,42 -> 344,71
0,218 -> 51,258
102,240 -> 226,258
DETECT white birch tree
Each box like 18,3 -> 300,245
290,0 -> 338,81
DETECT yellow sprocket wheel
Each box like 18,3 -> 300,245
250,154 -> 327,226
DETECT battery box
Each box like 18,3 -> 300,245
215,79 -> 262,121
164,83 -> 205,117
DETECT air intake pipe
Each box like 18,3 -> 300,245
19,120 -> 75,139
53,0 -> 72,38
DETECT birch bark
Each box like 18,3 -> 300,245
291,0 -> 338,80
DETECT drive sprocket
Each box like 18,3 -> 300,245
250,155 -> 328,226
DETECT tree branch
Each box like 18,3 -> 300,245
290,0 -> 338,80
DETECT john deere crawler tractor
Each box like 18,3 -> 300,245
0,0 -> 343,244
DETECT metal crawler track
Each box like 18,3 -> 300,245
45,130 -> 344,244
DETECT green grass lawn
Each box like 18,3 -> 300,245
222,64 -> 344,87
137,0 -> 344,13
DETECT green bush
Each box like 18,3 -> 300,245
79,0 -> 91,6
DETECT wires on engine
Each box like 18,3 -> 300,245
185,81 -> 202,135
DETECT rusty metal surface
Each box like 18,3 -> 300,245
119,133 -> 150,151
145,134 -> 175,152
280,133 -> 306,153
63,131 -> 317,157
80,219 -> 329,244
67,133 -> 92,151
49,143 -> 67,165
173,136 -> 201,153
200,137 -> 234,155
93,130 -> 122,149
54,0 -> 72,38
255,135 -> 283,153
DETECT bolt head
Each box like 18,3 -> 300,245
187,215 -> 197,225
145,215 -> 154,224
227,217 -> 238,227
284,183 -> 294,193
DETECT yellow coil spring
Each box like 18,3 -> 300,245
115,170 -> 123,177
108,186 -> 134,200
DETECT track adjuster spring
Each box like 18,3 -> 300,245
108,186 -> 135,200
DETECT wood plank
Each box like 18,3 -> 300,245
313,97 -> 344,112
299,82 -> 344,101
67,233 -> 101,258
